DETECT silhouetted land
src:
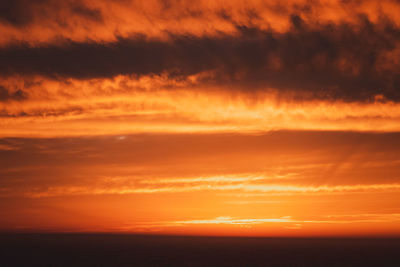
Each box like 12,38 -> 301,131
0,234 -> 399,266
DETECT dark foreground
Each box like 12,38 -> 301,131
0,234 -> 399,267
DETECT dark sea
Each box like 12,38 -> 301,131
0,234 -> 399,266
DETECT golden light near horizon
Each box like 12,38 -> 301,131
0,0 -> 400,237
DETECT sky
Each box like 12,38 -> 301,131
0,0 -> 400,237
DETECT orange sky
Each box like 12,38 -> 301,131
0,0 -> 400,237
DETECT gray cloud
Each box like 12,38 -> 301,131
1,16 -> 400,101
0,86 -> 26,102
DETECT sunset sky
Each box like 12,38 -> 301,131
1,0 -> 400,237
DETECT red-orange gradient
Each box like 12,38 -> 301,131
0,132 -> 400,237
1,0 -> 400,237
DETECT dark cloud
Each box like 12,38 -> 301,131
0,0 -> 102,27
69,2 -> 103,22
0,0 -> 42,26
0,86 -> 26,102
1,17 -> 400,101
0,107 -> 83,118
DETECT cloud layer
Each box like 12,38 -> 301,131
0,0 -> 400,104
1,20 -> 400,102
1,0 -> 400,235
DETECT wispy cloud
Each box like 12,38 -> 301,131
16,181 -> 400,198
2,76 -> 400,137
172,213 -> 400,226
173,216 -> 293,225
